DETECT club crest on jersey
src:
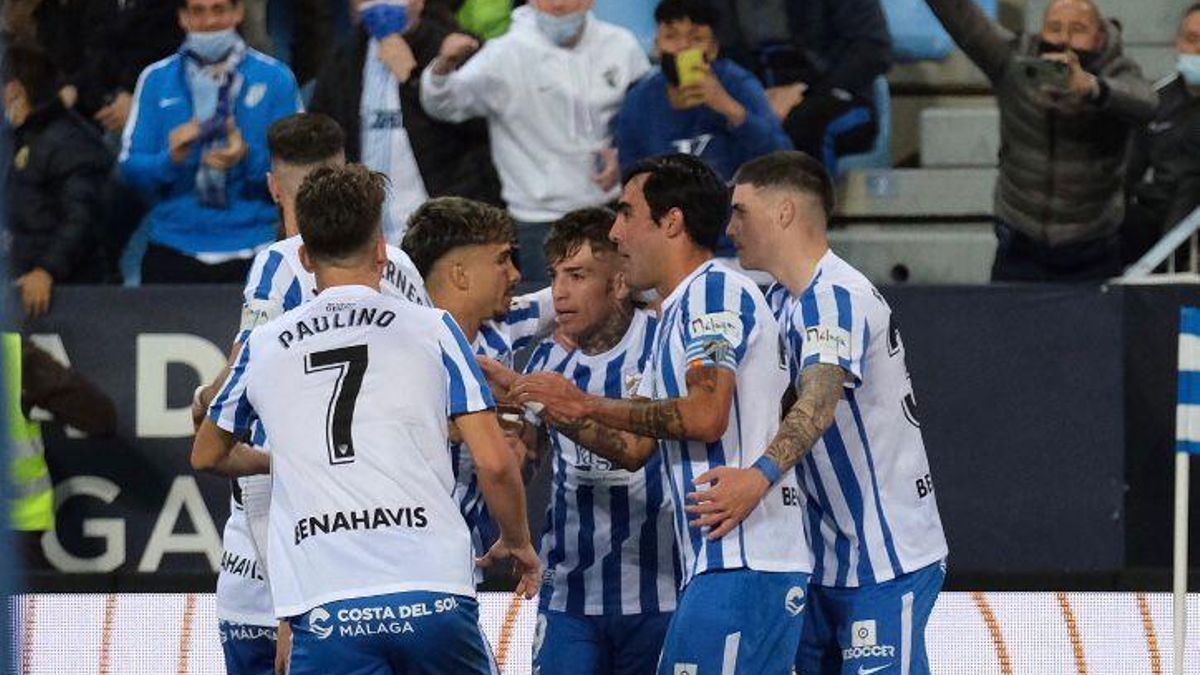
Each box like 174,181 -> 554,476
623,373 -> 643,397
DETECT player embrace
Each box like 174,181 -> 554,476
696,151 -> 949,675
193,165 -> 538,675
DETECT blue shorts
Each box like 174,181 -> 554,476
288,592 -> 496,675
218,620 -> 277,675
533,609 -> 671,675
657,569 -> 810,675
796,561 -> 945,675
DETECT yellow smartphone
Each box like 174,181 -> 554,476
674,47 -> 709,87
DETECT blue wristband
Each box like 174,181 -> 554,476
752,455 -> 783,486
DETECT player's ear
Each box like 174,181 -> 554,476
450,260 -> 470,292
610,269 -> 631,303
778,197 -> 796,230
298,244 -> 315,273
267,172 -> 281,205
661,207 -> 686,239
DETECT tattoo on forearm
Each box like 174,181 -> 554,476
628,400 -> 687,439
557,420 -> 633,465
766,364 -> 845,472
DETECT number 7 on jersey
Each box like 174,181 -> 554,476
304,345 -> 369,465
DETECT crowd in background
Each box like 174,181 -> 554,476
0,0 -> 1197,315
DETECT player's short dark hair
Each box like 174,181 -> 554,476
267,113 -> 345,167
402,197 -> 516,278
295,165 -> 387,265
545,207 -> 618,266
624,154 -> 730,253
733,151 -> 835,221
1185,3 -> 1200,20
654,0 -> 721,29
178,0 -> 240,8
1,46 -> 60,107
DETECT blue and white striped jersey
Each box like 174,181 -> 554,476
524,309 -> 679,616
237,234 -> 430,343
766,250 -> 947,588
452,288 -> 556,565
637,259 -> 811,587
210,285 -> 495,616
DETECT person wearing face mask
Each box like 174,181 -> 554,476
1122,3 -> 1200,268
3,46 -> 114,319
419,0 -> 650,284
310,0 -> 502,245
924,0 -> 1156,282
118,0 -> 301,285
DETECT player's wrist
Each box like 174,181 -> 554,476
751,455 -> 784,486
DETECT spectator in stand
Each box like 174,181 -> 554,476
3,47 -> 113,318
707,0 -> 891,173
420,0 -> 650,283
310,0 -> 503,244
2,0 -> 184,134
925,0 -> 1156,282
118,0 -> 301,284
1123,3 -> 1200,266
617,0 -> 791,181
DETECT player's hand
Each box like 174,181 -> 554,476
478,356 -> 520,400
169,120 -> 202,164
274,620 -> 292,675
16,268 -> 54,318
591,147 -> 619,192
511,372 -> 591,427
202,118 -> 248,170
478,539 -> 541,599
378,33 -> 418,82
434,33 -> 479,75
686,465 -> 771,540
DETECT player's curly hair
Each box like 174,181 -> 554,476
544,207 -> 618,267
402,197 -> 516,278
295,165 -> 387,264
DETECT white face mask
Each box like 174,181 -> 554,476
1179,53 -> 1200,86
184,27 -> 240,63
535,8 -> 587,46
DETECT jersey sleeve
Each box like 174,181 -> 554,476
792,283 -> 867,386
237,249 -> 300,343
208,338 -> 260,436
437,313 -> 497,416
681,271 -> 758,373
501,287 -> 556,351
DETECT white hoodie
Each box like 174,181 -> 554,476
420,7 -> 650,222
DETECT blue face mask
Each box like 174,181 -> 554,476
535,9 -> 587,46
184,28 -> 240,63
361,1 -> 409,40
1180,53 -> 1200,86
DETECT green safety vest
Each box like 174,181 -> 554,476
6,333 -> 53,531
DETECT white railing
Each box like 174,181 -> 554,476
1123,205 -> 1200,279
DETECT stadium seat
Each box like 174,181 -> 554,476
837,76 -> 894,176
919,107 -> 999,168
883,0 -> 999,62
593,0 -> 657,54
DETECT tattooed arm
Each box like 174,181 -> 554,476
515,365 -> 736,443
549,414 -> 659,472
685,363 -> 848,540
762,363 -> 846,472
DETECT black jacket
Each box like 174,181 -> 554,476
7,101 -> 113,281
711,0 -> 892,101
35,0 -> 182,117
309,21 -> 503,207
1127,76 -> 1200,230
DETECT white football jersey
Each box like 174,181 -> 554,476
210,285 -> 495,617
215,493 -> 274,626
237,234 -> 430,343
766,250 -> 947,588
637,259 -> 812,586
